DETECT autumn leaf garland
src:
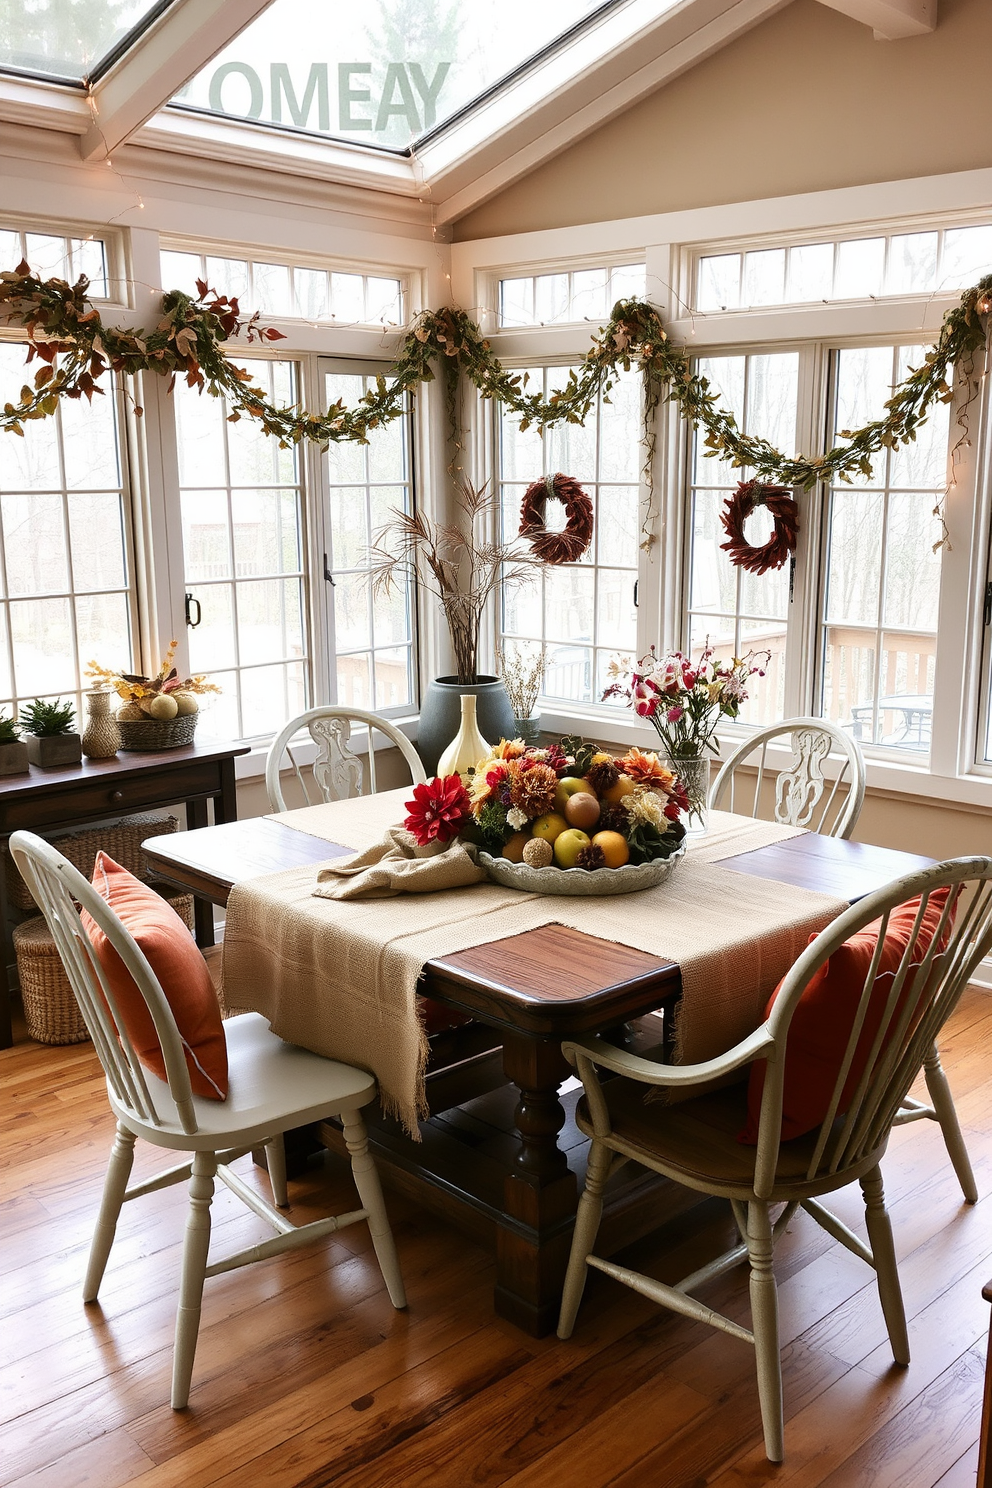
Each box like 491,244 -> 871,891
1,260 -> 990,496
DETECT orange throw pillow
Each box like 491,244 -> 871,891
82,852 -> 228,1100
740,888 -> 952,1144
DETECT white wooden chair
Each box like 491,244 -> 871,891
708,716 -> 974,1199
265,706 -> 426,813
10,830 -> 406,1411
708,717 -> 866,840
558,857 -> 992,1462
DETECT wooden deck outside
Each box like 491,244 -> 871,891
2,967 -> 991,1487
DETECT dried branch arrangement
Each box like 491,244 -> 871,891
367,480 -> 537,685
495,641 -> 546,719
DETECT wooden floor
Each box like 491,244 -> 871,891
3,983 -> 992,1488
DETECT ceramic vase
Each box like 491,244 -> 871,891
662,750 -> 710,835
418,676 -> 516,775
436,694 -> 490,784
81,690 -> 122,759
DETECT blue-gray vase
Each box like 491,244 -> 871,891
417,676 -> 516,776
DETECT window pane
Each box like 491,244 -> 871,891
819,344 -> 946,755
3,491 -> 68,596
178,360 -> 308,738
373,647 -> 411,711
697,255 -> 740,312
499,364 -> 639,711
835,238 -> 885,299
886,233 -> 938,295
786,242 -> 833,303
742,249 -> 785,307
940,226 -> 992,291
68,492 -> 127,591
687,351 -> 800,728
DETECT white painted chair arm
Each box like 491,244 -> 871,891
561,1025 -> 775,1089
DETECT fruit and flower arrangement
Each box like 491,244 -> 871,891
403,735 -> 688,872
86,640 -> 220,722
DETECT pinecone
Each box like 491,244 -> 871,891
597,804 -> 628,834
586,758 -> 620,795
576,843 -> 606,870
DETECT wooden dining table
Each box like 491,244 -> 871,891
143,813 -> 934,1337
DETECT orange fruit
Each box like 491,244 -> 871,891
592,830 -> 630,868
601,773 -> 635,806
532,811 -> 568,843
502,831 -> 530,862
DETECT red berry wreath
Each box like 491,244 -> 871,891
519,473 -> 594,565
719,480 -> 799,575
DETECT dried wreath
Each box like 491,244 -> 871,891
519,473 -> 594,565
719,480 -> 799,575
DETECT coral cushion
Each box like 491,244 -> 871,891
740,888 -> 952,1144
82,852 -> 228,1100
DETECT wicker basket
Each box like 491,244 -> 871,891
118,714 -> 198,751
15,886 -> 195,1046
6,815 -> 180,911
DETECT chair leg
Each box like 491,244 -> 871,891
860,1165 -> 910,1367
83,1121 -> 136,1302
746,1200 -> 784,1463
340,1109 -> 406,1309
558,1138 -> 611,1340
171,1150 -> 217,1410
265,1134 -> 289,1208
923,1043 -> 978,1204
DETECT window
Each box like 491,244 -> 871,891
499,264 -> 645,327
818,345 -> 947,756
1,226 -> 109,297
322,365 -> 416,714
498,365 -> 640,706
176,359 -> 309,742
0,342 -> 133,716
695,223 -> 992,312
686,351 -> 800,726
160,247 -> 403,326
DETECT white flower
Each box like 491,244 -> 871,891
507,805 -> 529,829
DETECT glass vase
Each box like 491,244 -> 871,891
662,750 -> 710,836
514,714 -> 541,747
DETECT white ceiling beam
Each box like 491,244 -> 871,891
814,0 -> 936,39
79,0 -> 275,161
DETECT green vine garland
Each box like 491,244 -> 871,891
1,259 -> 989,509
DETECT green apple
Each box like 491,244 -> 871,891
553,828 -> 591,868
554,776 -> 595,815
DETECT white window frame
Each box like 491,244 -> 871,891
455,192 -> 992,804
0,215 -> 129,305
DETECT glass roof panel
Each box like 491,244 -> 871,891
0,0 -> 169,82
174,0 -> 614,150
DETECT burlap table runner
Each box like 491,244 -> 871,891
221,792 -> 846,1135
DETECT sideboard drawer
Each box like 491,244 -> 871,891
0,761 -> 223,832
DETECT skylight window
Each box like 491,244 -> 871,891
174,0 -> 611,150
0,0 -> 169,83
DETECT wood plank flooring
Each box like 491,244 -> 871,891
3,981 -> 992,1487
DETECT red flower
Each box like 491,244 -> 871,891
404,774 -> 472,846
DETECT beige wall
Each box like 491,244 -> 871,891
453,0 -> 992,240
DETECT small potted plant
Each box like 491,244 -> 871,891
0,711 -> 28,775
19,698 -> 82,767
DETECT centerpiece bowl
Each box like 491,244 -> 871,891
478,841 -> 685,897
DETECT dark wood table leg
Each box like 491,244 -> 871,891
215,756 -> 238,824
495,1033 -> 577,1337
185,797 -> 215,948
0,835 -> 13,1048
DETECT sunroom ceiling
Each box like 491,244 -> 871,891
0,0 -> 938,225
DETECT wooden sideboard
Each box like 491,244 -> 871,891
0,740 -> 249,1047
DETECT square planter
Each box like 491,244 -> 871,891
24,733 -> 82,768
0,740 -> 29,775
